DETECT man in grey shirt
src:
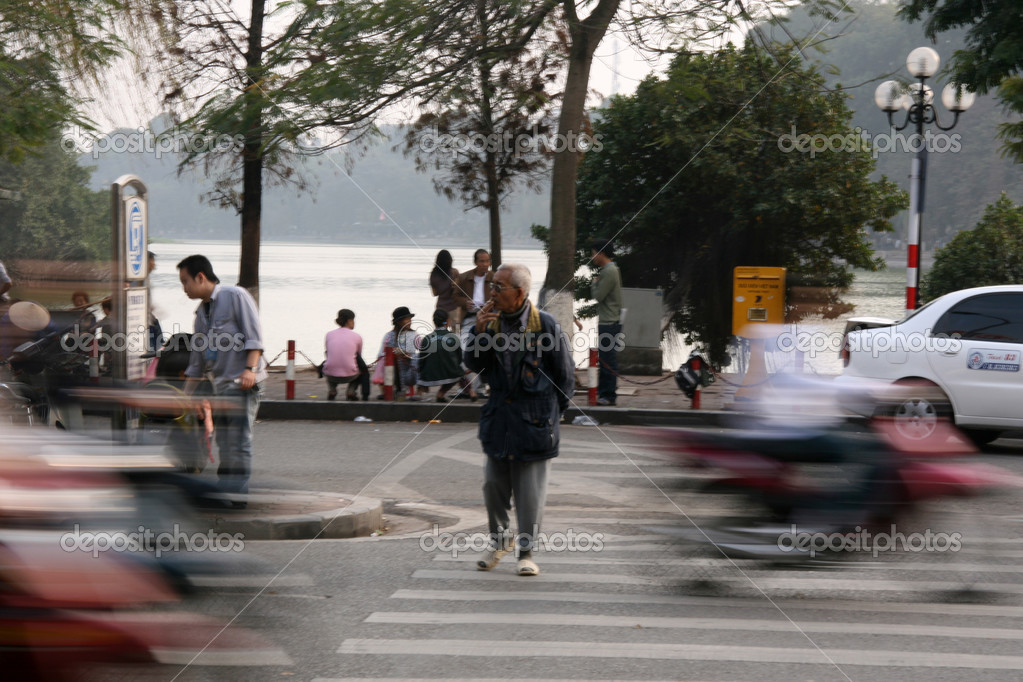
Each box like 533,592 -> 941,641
178,254 -> 266,502
590,239 -> 622,406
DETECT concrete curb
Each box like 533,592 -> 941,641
203,490 -> 384,541
258,399 -> 735,428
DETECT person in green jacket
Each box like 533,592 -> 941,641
416,309 -> 466,402
590,238 -> 623,406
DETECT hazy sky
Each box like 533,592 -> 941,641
88,3 -> 681,132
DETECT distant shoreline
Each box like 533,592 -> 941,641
150,237 -> 548,250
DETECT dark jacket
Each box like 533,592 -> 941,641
452,270 -> 494,317
463,303 -> 575,461
416,328 -> 463,385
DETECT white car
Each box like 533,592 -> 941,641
837,285 -> 1023,444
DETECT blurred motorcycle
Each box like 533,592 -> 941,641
650,374 -> 1022,563
0,424 -> 289,679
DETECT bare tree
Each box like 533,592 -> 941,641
122,0 -> 557,299
402,2 -> 566,267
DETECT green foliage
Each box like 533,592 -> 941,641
898,0 -> 1023,95
898,0 -> 1023,163
571,43 -> 907,362
0,0 -> 122,162
920,193 -> 1023,301
0,135 -> 110,260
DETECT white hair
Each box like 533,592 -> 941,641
497,263 -> 531,294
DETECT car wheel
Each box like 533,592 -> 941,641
961,428 -> 1001,447
877,381 -> 952,441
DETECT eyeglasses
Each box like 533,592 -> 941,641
489,282 -> 519,294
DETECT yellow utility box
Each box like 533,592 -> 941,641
732,267 -> 786,338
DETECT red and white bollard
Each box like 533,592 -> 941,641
285,340 -> 296,400
690,356 -> 701,410
588,348 -> 598,406
383,346 -> 395,401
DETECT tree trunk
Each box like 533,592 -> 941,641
240,148 -> 263,302
485,150 -> 502,267
542,0 -> 620,326
545,54 -> 590,291
238,0 -> 266,303
477,0 -> 502,268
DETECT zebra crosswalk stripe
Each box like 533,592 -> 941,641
338,638 -> 1023,669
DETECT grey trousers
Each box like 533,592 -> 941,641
483,456 -> 551,555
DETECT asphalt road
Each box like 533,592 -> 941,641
85,421 -> 1023,681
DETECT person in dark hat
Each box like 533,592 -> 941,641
371,306 -> 420,398
322,308 -> 369,401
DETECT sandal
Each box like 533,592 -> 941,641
476,544 -> 511,571
516,557 -> 539,576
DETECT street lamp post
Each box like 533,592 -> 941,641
875,47 -> 975,313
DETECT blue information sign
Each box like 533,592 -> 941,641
125,196 -> 146,280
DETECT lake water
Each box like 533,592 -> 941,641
149,242 -> 552,368
147,241 -> 908,374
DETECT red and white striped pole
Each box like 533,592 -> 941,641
905,146 -> 925,313
588,348 -> 598,406
383,346 -> 395,401
285,340 -> 295,400
691,357 -> 701,410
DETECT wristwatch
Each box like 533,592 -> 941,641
247,365 -> 259,372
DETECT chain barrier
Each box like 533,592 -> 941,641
708,367 -> 774,388
595,359 -> 677,385
266,346 -> 379,371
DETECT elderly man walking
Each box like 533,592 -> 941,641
463,263 -> 575,576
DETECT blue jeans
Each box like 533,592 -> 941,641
597,322 -> 621,403
215,382 -> 263,494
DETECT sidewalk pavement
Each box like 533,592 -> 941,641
257,364 -> 748,426
194,489 -> 383,541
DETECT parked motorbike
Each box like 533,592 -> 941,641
137,332 -> 214,473
1,302 -> 94,429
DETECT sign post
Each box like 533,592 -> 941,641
732,267 -> 786,401
111,175 -> 149,433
